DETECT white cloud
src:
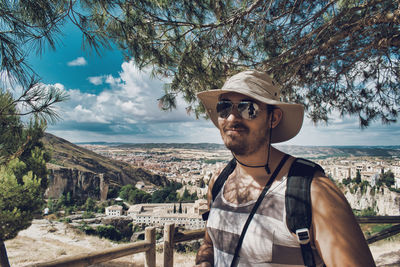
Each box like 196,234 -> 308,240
53,83 -> 65,90
88,76 -> 104,85
105,74 -> 121,86
70,105 -> 109,123
285,114 -> 400,146
53,60 -> 194,127
67,57 -> 88,66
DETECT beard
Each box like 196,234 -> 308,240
221,122 -> 269,156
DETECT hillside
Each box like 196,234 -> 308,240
79,142 -> 400,159
42,133 -> 169,200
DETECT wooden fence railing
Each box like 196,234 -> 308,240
28,216 -> 400,267
357,216 -> 400,244
31,228 -> 156,267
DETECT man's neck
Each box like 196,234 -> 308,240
233,146 -> 286,185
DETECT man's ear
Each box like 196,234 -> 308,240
271,108 -> 283,128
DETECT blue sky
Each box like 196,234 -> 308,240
26,23 -> 400,146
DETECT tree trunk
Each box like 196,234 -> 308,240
0,241 -> 10,267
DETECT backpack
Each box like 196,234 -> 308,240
202,157 -> 325,267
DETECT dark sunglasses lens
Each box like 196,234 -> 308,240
238,101 -> 259,120
216,101 -> 233,118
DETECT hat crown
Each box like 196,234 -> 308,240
221,70 -> 281,101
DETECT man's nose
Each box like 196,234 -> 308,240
226,107 -> 242,121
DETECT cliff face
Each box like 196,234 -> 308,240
344,186 -> 400,215
45,167 -> 108,200
43,133 -> 169,201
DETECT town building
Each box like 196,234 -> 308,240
318,158 -> 400,188
105,205 -> 123,216
126,199 -> 208,229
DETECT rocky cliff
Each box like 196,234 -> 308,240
42,133 -> 169,201
344,186 -> 400,215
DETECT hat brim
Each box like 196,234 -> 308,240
197,89 -> 304,143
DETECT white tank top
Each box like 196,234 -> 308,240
206,175 -> 324,267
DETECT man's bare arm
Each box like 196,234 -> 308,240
194,168 -> 224,267
194,230 -> 214,266
311,175 -> 375,266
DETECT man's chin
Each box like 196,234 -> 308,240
223,141 -> 247,156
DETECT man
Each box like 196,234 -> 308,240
194,70 -> 375,266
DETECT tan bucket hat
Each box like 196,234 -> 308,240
197,70 -> 304,143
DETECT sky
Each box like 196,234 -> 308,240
24,23 -> 400,146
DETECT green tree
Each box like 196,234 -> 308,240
0,159 -> 43,240
0,92 -> 50,267
0,1 -> 106,264
96,225 -> 122,241
191,191 -> 198,201
380,170 -> 395,188
178,201 -> 183,214
65,192 -> 72,207
182,188 -> 191,201
151,182 -> 182,203
56,194 -> 66,211
119,184 -> 152,204
0,159 -> 43,266
199,178 -> 205,188
180,187 -> 198,202
353,170 -> 362,184
129,189 -> 151,204
85,197 -> 96,212
95,0 -> 398,127
107,186 -> 120,199
46,198 -> 55,213
0,92 -> 24,163
166,191 -> 178,202
119,184 -> 135,201
342,177 -> 352,186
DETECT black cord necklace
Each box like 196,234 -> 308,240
232,155 -> 271,174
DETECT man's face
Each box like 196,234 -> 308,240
217,92 -> 270,156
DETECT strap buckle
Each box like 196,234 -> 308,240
296,228 -> 311,245
201,210 -> 210,221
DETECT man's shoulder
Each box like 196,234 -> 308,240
208,165 -> 225,190
287,157 -> 325,178
206,162 -> 232,204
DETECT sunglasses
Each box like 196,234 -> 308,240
216,100 -> 261,120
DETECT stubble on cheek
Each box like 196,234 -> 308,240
220,124 -> 249,155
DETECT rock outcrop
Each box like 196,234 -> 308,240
46,166 -> 109,200
344,186 -> 400,215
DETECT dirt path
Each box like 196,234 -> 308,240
4,219 -> 399,266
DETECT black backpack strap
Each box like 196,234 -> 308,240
202,158 -> 236,221
286,158 -> 324,267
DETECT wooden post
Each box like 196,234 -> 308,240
145,227 -> 156,267
163,223 -> 175,267
0,241 -> 10,267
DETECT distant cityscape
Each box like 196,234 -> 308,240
81,143 -> 400,195
80,143 -> 400,227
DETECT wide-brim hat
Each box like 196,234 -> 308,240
197,70 -> 304,143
